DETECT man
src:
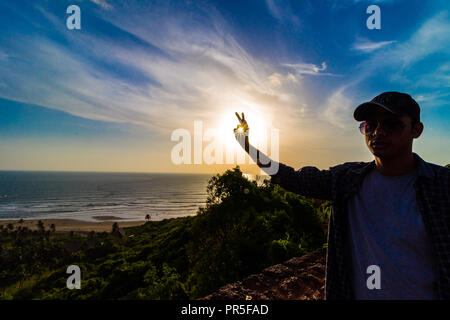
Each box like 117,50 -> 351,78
234,92 -> 450,299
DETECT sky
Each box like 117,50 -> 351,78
0,0 -> 449,173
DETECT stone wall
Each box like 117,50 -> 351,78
202,248 -> 326,300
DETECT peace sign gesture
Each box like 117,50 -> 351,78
234,112 -> 249,137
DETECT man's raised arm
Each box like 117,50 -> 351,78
234,112 -> 332,200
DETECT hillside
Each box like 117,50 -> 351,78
0,167 -> 330,299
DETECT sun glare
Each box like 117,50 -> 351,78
215,105 -> 270,158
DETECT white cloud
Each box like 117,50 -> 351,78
3,1 -> 446,152
341,11 -> 450,113
322,87 -> 356,130
265,0 -> 301,26
352,0 -> 396,2
0,50 -> 10,61
414,90 -> 450,109
286,73 -> 299,83
90,0 -> 112,10
329,0 -> 398,11
392,12 -> 450,67
357,12 -> 450,71
268,73 -> 283,88
282,61 -> 334,76
0,4 -> 315,138
352,39 -> 396,52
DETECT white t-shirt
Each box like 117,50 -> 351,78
346,168 -> 438,299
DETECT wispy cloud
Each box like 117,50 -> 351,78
90,0 -> 112,10
0,2 -> 316,137
352,39 -> 397,53
339,0 -> 398,3
389,12 -> 450,68
282,62 -> 335,76
352,0 -> 396,2
322,87 -> 356,130
329,0 -> 398,11
0,51 -> 9,61
0,1 -> 447,149
265,0 -> 301,27
329,11 -> 450,125
348,11 -> 450,74
415,91 -> 450,103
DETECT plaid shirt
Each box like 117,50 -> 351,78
270,153 -> 450,299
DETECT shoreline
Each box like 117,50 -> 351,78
0,218 -> 146,233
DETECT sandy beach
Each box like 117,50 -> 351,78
0,217 -> 146,233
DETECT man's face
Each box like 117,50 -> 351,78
361,107 -> 422,159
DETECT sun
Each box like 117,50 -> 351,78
215,107 -> 269,155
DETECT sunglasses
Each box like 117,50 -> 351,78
359,119 -> 406,135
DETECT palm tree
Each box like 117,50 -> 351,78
112,222 -> 119,233
37,220 -> 45,233
145,214 -> 151,222
111,222 -> 123,239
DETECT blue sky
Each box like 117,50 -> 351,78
0,0 -> 449,172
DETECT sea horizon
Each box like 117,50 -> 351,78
0,170 -> 269,222
0,169 -> 216,175
0,171 -> 214,222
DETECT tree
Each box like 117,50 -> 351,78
111,222 -> 123,239
186,166 -> 326,297
145,214 -> 151,222
446,164 -> 450,169
50,224 -> 56,234
37,220 -> 45,233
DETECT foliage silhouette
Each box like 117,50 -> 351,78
0,167 -> 329,300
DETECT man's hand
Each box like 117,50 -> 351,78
234,112 -> 249,137
232,111 -> 276,171
234,112 -> 249,152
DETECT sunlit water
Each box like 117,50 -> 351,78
0,171 -> 213,222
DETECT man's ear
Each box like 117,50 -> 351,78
412,122 -> 424,139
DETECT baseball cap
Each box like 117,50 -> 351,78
354,92 -> 421,122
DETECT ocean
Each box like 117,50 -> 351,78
0,171 -> 213,222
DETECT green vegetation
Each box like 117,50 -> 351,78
446,164 -> 450,169
0,167 -> 330,300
